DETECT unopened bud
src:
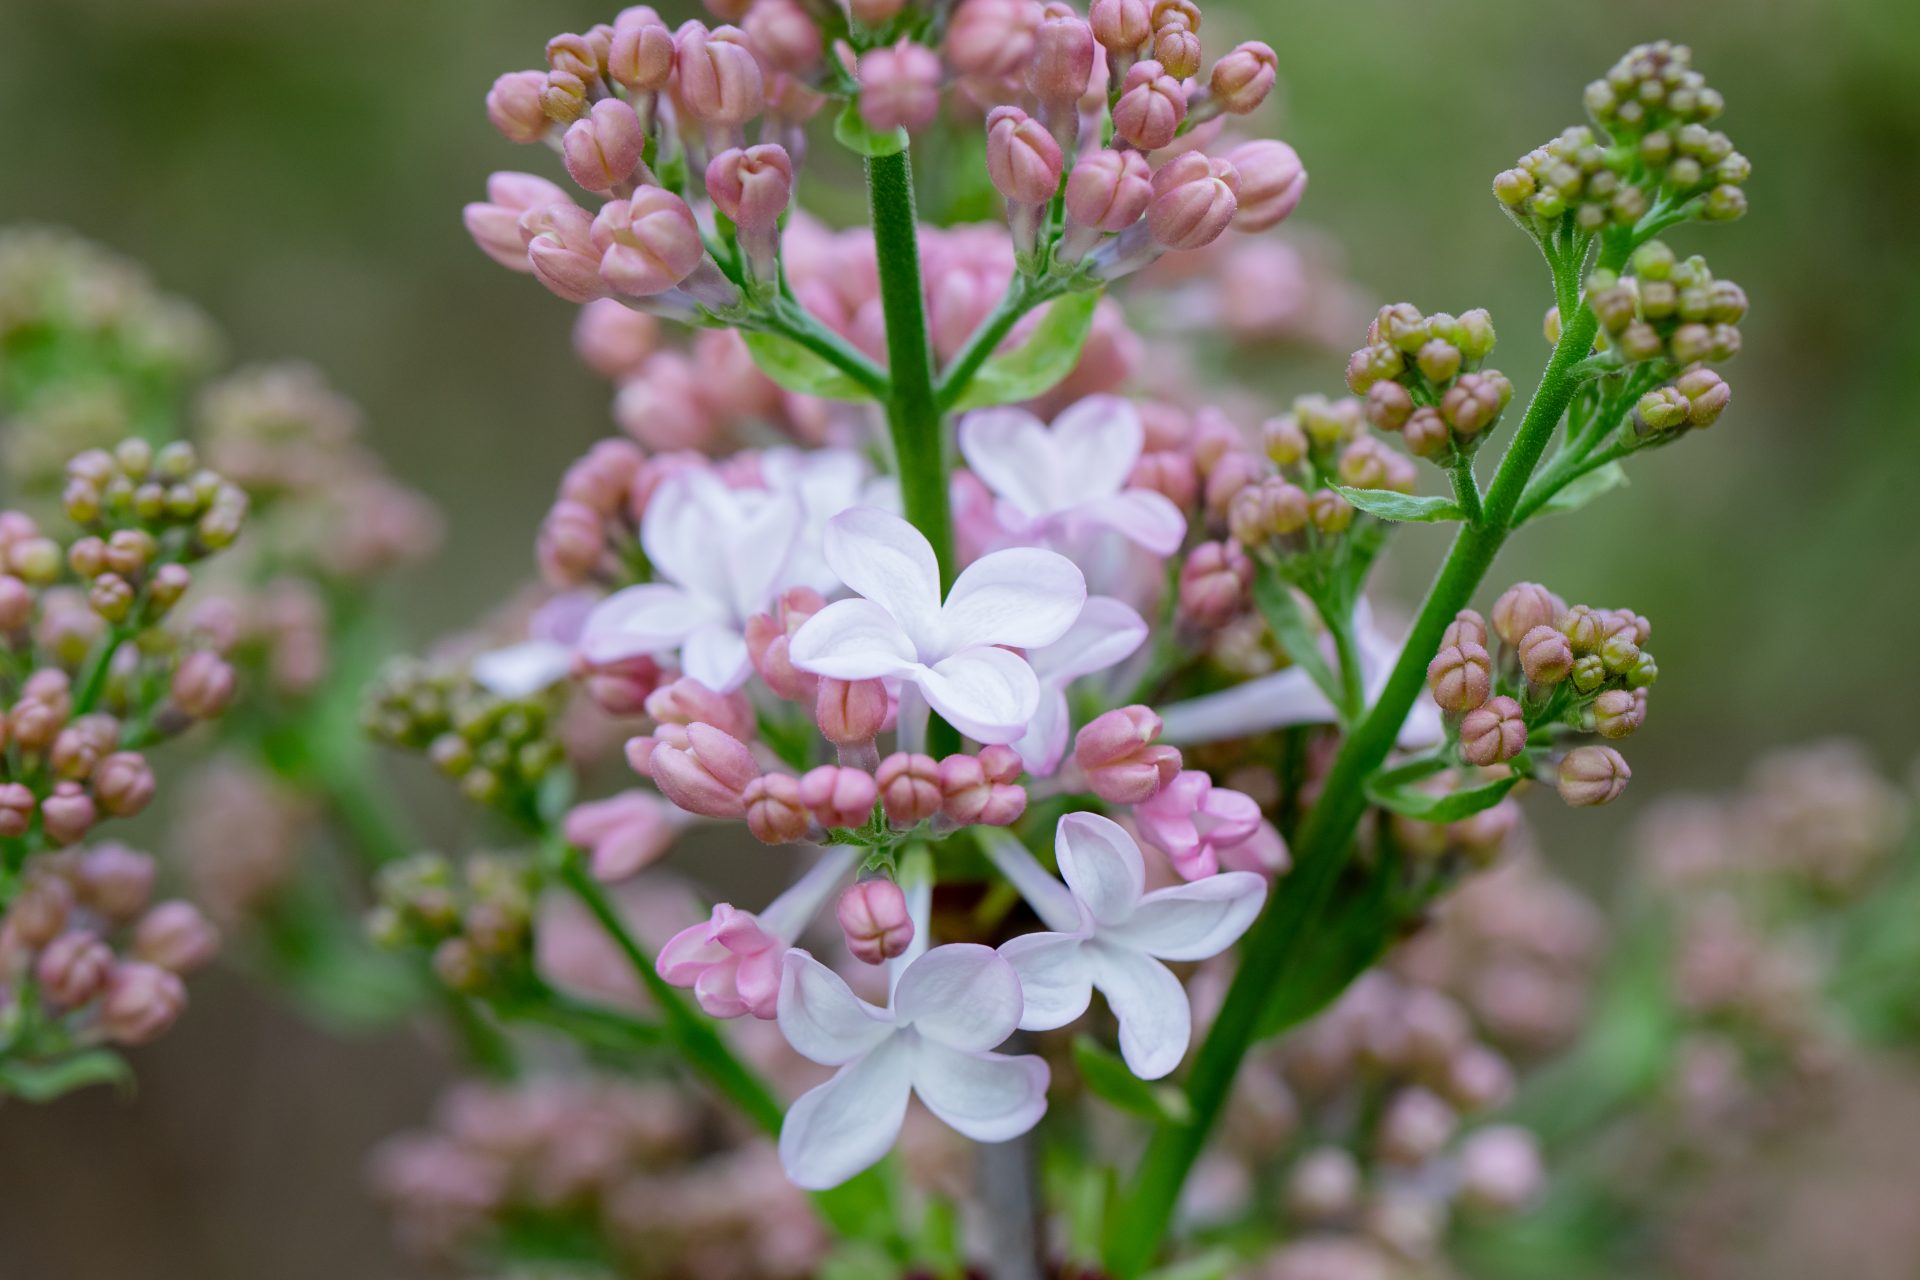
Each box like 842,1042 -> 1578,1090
99,961 -> 188,1045
1208,41 -> 1276,114
816,677 -> 889,746
486,70 -> 551,144
675,23 -> 766,126
134,901 -> 220,973
743,773 -> 812,843
1518,625 -> 1573,685
563,99 -> 647,193
1111,60 -> 1186,151
36,931 -> 115,1005
1491,582 -> 1561,648
837,878 -> 914,965
797,765 -> 879,828
650,722 -> 758,817
858,42 -> 942,134
173,650 -> 237,718
876,752 -> 943,826
1459,696 -> 1526,766
1427,643 -> 1492,713
1556,744 -> 1630,806
1591,688 -> 1644,739
986,106 -> 1066,206
593,187 -> 705,297
92,750 -> 156,818
1074,706 -> 1182,803
1147,152 -> 1240,251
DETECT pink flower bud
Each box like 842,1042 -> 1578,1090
650,722 -> 759,817
1147,151 -> 1240,251
523,201 -> 608,302
744,0 -> 823,73
566,790 -> 677,880
858,42 -> 942,134
99,961 -> 188,1046
583,653 -> 666,716
1557,745 -> 1631,807
1152,23 -> 1201,79
797,765 -> 878,828
1111,60 -> 1185,151
1222,139 -> 1306,231
1592,688 -> 1645,740
573,301 -> 660,380
592,188 -> 705,297
985,107 -> 1065,206
0,783 -> 33,839
1066,148 -> 1154,231
875,752 -> 942,826
486,70 -> 551,144
837,879 -> 914,965
537,498 -> 606,584
134,901 -> 220,974
1028,13 -> 1096,112
560,437 -> 647,512
1458,696 -> 1526,766
675,23 -> 766,126
0,574 -> 34,630
1490,582 -> 1563,648
977,744 -> 1024,785
609,6 -> 677,91
1089,0 -> 1152,56
36,931 -> 115,1006
563,98 -> 648,193
1208,41 -> 1276,114
1178,539 -> 1251,626
623,722 -> 689,776
463,172 -> 572,270
1075,705 -> 1183,803
815,677 -> 889,746
92,750 -> 156,817
744,773 -> 812,843
1426,642 -> 1492,714
745,595 -> 821,702
705,144 -> 795,234
172,649 -> 237,719
945,0 -> 1039,79
1128,449 -> 1198,507
644,677 -> 754,739
938,754 -> 1028,826
851,0 -> 907,24
41,780 -> 97,846
1518,624 -> 1573,686
546,31 -> 606,85
78,843 -> 156,920
7,873 -> 71,949
1441,608 -> 1488,652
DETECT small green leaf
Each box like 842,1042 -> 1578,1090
1143,1248 -> 1241,1280
742,331 -> 877,403
1366,767 -> 1524,823
833,102 -> 907,158
1332,485 -> 1466,523
1251,569 -> 1346,719
1074,1036 -> 1191,1126
0,1048 -> 135,1102
949,288 -> 1103,411
1537,460 -> 1629,517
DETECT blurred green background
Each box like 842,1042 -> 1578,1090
1,0 -> 1916,1275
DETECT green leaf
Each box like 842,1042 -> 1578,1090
1251,569 -> 1346,720
1144,1248 -> 1241,1280
0,1048 -> 135,1102
1255,857 -> 1400,1039
1366,767 -> 1524,823
742,331 -> 877,403
833,101 -> 907,158
1332,485 -> 1466,523
949,288 -> 1103,411
1074,1036 -> 1191,1126
1537,460 -> 1629,517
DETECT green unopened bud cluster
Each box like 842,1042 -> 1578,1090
362,658 -> 566,811
1346,304 -> 1513,463
1494,43 -> 1748,233
1227,394 -> 1416,555
366,851 -> 538,995
63,438 -> 249,561
1566,241 -> 1747,370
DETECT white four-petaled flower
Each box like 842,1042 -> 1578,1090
787,506 -> 1088,743
958,395 -> 1187,557
776,943 -> 1050,1189
987,812 -> 1267,1079
1012,596 -> 1149,776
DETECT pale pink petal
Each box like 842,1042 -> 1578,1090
910,1041 -> 1051,1142
891,943 -> 1023,1053
1047,394 -> 1143,504
917,647 -> 1041,744
725,490 -> 805,619
1154,668 -> 1338,745
1012,685 -> 1074,776
641,469 -> 733,592
779,1035 -> 915,1189
1054,812 -> 1145,928
997,932 -> 1094,1031
1029,596 -> 1148,683
788,598 -> 922,681
777,949 -> 896,1065
956,407 -> 1060,517
822,507 -> 944,648
693,956 -> 751,1018
472,640 -> 575,698
680,622 -> 751,692
1104,872 -> 1267,961
580,584 -> 718,664
942,547 -> 1087,651
656,914 -> 732,986
1086,940 -> 1191,1080
974,830 -> 1085,933
1072,489 -> 1188,556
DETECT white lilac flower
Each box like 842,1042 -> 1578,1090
985,812 -> 1266,1079
1012,595 -> 1150,776
471,589 -> 597,697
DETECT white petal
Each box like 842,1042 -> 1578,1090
579,584 -> 711,665
997,932 -> 1094,1031
723,489 -> 805,620
910,1040 -> 1051,1143
1087,941 -> 1191,1080
956,406 -> 1060,517
788,599 -> 922,681
779,1036 -> 915,1189
974,829 -> 1084,933
777,949 -> 896,1065
941,548 -> 1087,652
680,622 -> 751,692
1047,394 -> 1143,504
1154,668 -> 1339,746
472,640 -> 574,698
1054,812 -> 1145,928
822,506 -> 944,649
529,590 -> 599,646
640,469 -> 732,594
1072,489 -> 1188,556
1011,686 -> 1073,776
917,647 -> 1041,744
891,943 -> 1023,1053
1029,596 -> 1148,684
1105,872 -> 1267,962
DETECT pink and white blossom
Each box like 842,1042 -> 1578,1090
471,590 -> 598,698
986,813 -> 1265,1078
776,943 -> 1049,1188
1012,596 -> 1149,776
1133,770 -> 1290,881
786,507 -> 1087,743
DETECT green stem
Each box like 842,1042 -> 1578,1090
1449,455 -> 1485,526
1323,599 -> 1365,723
763,303 -> 891,398
934,276 -> 1047,411
1103,238 -> 1625,1278
867,147 -> 954,590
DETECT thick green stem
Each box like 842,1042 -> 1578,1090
867,147 -> 954,590
1103,244 -> 1621,1278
